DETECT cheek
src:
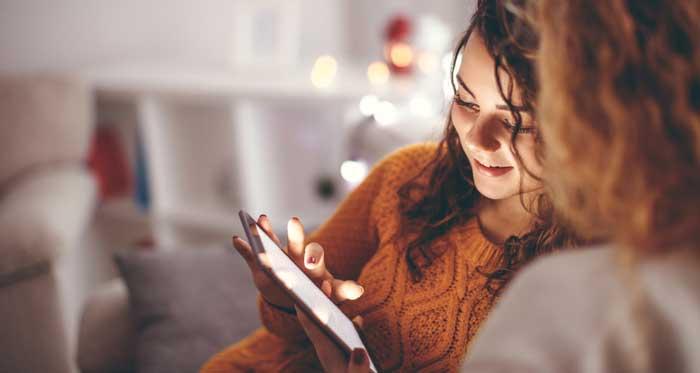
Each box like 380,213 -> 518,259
513,136 -> 542,176
450,107 -> 473,138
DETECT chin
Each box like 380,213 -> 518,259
473,178 -> 519,201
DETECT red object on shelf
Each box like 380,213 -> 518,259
385,14 -> 412,41
384,14 -> 414,75
88,125 -> 132,200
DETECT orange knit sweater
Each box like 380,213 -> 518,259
201,144 -> 503,372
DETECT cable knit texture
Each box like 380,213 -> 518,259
201,143 -> 503,372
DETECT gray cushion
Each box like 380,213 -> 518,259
114,246 -> 260,373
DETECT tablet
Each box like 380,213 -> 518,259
238,211 -> 377,372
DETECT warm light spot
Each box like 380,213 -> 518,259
373,101 -> 398,127
359,95 -> 380,116
340,160 -> 368,184
310,55 -> 338,88
417,52 -> 439,74
390,43 -> 414,68
367,61 -> 390,86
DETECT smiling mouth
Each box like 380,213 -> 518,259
474,159 -> 514,177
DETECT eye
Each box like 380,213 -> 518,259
454,92 -> 479,113
502,118 -> 537,135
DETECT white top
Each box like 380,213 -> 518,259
461,246 -> 700,373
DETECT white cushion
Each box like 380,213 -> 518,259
0,166 -> 96,276
0,74 -> 92,187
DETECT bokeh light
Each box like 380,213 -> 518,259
389,43 -> 414,68
340,160 -> 369,184
367,61 -> 390,86
310,55 -> 338,88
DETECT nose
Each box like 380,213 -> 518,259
464,115 -> 501,154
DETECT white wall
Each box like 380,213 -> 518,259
0,0 -> 473,72
344,0 -> 475,62
0,0 -> 345,71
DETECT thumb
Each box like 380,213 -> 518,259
331,279 -> 364,303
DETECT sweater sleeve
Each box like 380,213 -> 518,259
259,145 -> 427,340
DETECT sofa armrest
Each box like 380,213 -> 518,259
0,165 -> 96,279
78,278 -> 137,373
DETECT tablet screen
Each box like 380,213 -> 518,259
241,212 -> 376,372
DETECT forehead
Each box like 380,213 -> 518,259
457,32 -> 524,106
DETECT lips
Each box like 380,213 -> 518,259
474,158 -> 514,177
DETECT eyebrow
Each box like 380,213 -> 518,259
456,74 -> 527,113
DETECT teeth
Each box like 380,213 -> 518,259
479,159 -> 501,168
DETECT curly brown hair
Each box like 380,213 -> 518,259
533,0 -> 700,252
396,0 -> 578,292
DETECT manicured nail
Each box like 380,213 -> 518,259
351,348 -> 366,364
347,283 -> 364,300
304,243 -> 324,269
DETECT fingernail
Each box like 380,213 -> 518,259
260,214 -> 267,219
351,348 -> 366,364
349,284 -> 364,300
304,243 -> 324,269
233,235 -> 239,240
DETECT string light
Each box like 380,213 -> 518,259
373,101 -> 399,127
389,42 -> 414,68
341,160 -> 368,184
367,61 -> 390,86
359,95 -> 380,116
310,55 -> 338,88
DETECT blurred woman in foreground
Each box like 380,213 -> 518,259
461,0 -> 700,372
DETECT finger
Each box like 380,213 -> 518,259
304,242 -> 333,283
332,279 -> 365,303
321,280 -> 333,298
232,236 -> 255,266
287,217 -> 305,262
348,348 -> 370,373
257,215 -> 283,247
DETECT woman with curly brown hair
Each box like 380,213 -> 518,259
201,1 -> 578,372
458,1 -> 700,372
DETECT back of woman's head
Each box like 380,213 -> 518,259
532,0 -> 700,251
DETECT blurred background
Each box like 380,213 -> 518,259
0,1 -> 474,372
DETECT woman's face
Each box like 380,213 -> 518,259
451,32 -> 542,201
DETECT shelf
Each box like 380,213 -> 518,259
97,198 -> 149,225
82,63 -> 426,103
